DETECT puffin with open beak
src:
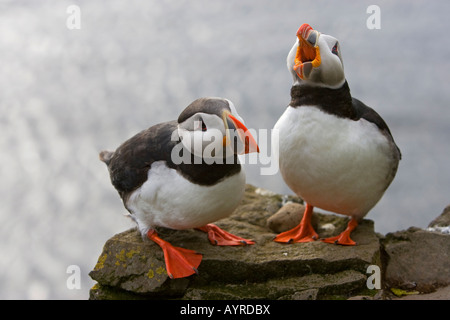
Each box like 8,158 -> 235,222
273,24 -> 401,245
100,97 -> 259,279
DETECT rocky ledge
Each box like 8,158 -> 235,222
89,185 -> 449,300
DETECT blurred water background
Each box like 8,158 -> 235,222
1,0 -> 449,299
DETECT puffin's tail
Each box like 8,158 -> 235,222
99,150 -> 114,165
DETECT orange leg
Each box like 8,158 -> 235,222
273,203 -> 319,243
196,224 -> 255,246
321,218 -> 358,246
147,230 -> 202,279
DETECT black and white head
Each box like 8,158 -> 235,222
176,97 -> 259,161
287,23 -> 345,88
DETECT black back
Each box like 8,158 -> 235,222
102,121 -> 241,201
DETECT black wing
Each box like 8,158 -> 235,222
352,97 -> 401,159
102,121 -> 178,198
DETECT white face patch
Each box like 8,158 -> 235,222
315,34 -> 345,88
287,32 -> 346,88
178,112 -> 227,160
175,100 -> 251,163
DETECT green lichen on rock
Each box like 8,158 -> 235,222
93,254 -> 107,271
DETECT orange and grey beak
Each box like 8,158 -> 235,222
294,23 -> 321,79
223,112 -> 259,154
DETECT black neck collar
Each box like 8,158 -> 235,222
290,81 -> 356,120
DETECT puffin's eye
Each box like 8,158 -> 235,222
201,121 -> 207,131
332,42 -> 339,55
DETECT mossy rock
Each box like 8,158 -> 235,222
89,184 -> 381,299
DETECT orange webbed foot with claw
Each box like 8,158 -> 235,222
274,203 -> 319,243
321,218 -> 358,246
147,230 -> 202,279
197,224 -> 255,246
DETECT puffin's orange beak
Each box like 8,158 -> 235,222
294,23 -> 321,79
223,113 -> 259,154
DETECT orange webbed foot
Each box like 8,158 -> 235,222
273,223 -> 319,243
321,218 -> 358,246
147,230 -> 202,279
197,224 -> 255,246
273,203 -> 319,243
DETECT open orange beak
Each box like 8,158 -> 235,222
223,112 -> 259,154
294,23 -> 321,79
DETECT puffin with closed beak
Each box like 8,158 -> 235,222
100,97 -> 259,279
273,24 -> 401,245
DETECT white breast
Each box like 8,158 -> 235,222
273,106 -> 395,219
126,161 -> 246,234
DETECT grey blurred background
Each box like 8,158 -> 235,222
1,0 -> 449,299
